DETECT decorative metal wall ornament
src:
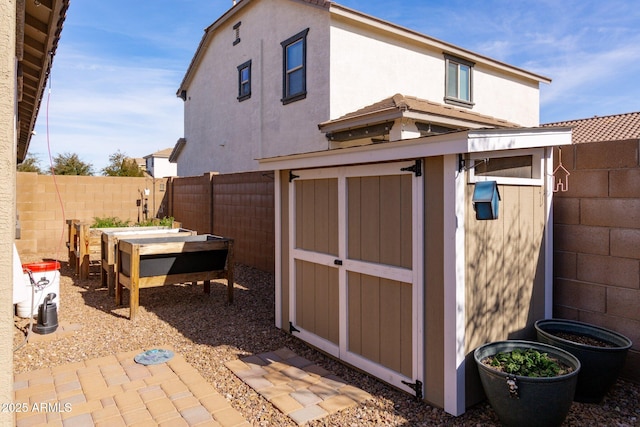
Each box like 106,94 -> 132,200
553,148 -> 570,192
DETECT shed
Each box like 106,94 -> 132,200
258,126 -> 572,415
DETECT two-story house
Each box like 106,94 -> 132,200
175,0 -> 572,416
144,148 -> 177,178
174,0 -> 545,176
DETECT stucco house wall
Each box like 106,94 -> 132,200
1,3 -> 17,424
328,8 -> 541,126
176,0 -> 548,177
178,0 -> 331,176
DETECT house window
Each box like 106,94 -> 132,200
281,28 -> 309,104
237,60 -> 251,101
444,54 -> 474,108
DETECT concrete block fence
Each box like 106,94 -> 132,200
553,140 -> 640,382
16,170 -> 275,274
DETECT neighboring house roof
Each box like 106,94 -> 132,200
16,0 -> 69,163
133,158 -> 146,169
144,148 -> 173,159
319,93 -> 520,134
177,0 -> 551,97
543,112 -> 640,144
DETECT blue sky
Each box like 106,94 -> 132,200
29,0 -> 640,172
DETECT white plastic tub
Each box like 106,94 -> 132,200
17,261 -> 61,318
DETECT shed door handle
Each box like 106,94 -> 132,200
334,259 -> 343,266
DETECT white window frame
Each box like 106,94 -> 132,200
468,148 -> 545,186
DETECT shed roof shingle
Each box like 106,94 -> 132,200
543,112 -> 640,144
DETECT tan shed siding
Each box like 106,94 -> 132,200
423,157 -> 445,408
465,183 -> 546,351
296,259 -> 340,344
347,272 -> 413,377
295,179 -> 339,255
280,170 -> 291,329
347,175 -> 412,268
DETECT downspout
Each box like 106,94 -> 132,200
259,38 -> 264,161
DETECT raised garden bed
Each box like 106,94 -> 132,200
66,218 -> 179,279
115,234 -> 234,320
101,228 -> 196,296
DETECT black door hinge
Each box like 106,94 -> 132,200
401,159 -> 422,177
289,322 -> 300,334
401,379 -> 423,400
289,171 -> 300,182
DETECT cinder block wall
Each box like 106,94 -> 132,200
16,172 -> 170,255
17,171 -> 275,273
212,171 -> 274,273
167,171 -> 275,273
166,173 -> 214,234
553,140 -> 640,383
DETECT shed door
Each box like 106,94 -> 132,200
289,161 -> 424,395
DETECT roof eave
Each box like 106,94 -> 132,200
17,0 -> 70,162
258,127 -> 572,171
177,0 -> 252,96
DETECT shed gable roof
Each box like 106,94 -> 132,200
543,112 -> 640,144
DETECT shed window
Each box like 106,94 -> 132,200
281,28 -> 309,104
468,149 -> 544,186
475,155 -> 533,179
445,54 -> 474,108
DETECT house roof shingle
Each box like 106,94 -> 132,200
319,93 -> 520,131
543,112 -> 640,144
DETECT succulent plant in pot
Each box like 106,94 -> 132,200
474,340 -> 581,427
535,318 -> 632,403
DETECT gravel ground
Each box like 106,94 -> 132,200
13,253 -> 640,426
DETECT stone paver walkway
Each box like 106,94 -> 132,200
13,347 -> 249,427
225,348 -> 372,425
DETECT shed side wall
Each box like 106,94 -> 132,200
464,181 -> 547,404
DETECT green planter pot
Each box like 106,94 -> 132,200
535,319 -> 632,403
474,340 -> 580,427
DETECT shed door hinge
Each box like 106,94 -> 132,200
289,322 -> 300,334
289,171 -> 300,182
401,159 -> 422,177
401,379 -> 423,400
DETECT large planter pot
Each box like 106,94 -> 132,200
474,340 -> 580,427
535,318 -> 632,403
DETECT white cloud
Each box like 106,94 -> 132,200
30,50 -> 184,173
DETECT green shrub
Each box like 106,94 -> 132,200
91,216 -> 175,228
137,216 -> 175,227
486,348 -> 572,377
91,217 -> 131,228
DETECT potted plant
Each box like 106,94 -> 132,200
474,340 -> 581,427
535,318 -> 632,403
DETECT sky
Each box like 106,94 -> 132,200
28,0 -> 640,173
